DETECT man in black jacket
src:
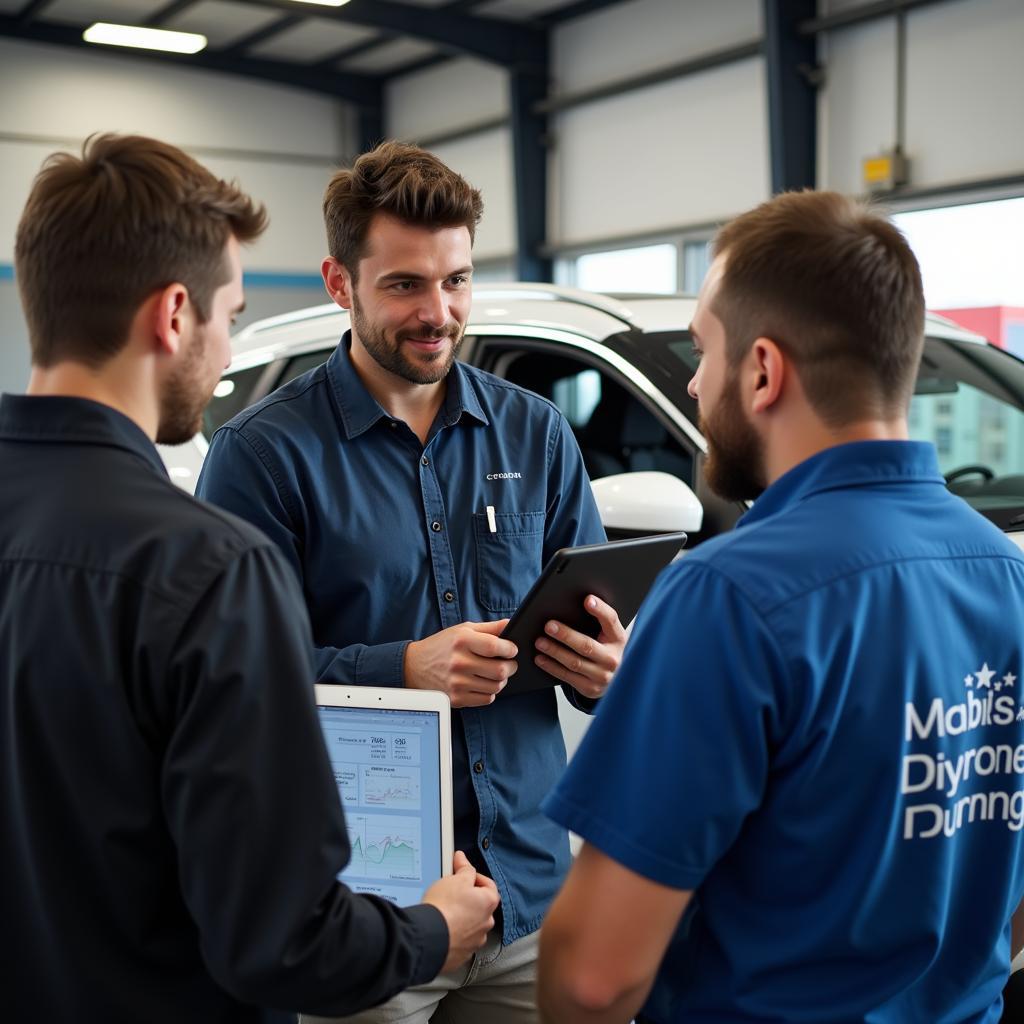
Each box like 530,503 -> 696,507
0,133 -> 497,1023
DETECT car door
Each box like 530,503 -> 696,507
467,332 -> 721,541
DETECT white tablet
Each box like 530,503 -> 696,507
315,685 -> 454,908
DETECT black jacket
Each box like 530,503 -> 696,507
0,394 -> 447,1023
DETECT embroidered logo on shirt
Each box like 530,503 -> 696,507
486,472 -> 523,481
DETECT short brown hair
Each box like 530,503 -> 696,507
15,133 -> 267,368
711,190 -> 925,425
323,140 -> 483,278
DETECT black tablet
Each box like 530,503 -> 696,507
498,532 -> 687,698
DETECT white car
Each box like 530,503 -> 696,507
162,283 -> 1024,553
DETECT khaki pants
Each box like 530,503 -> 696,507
303,929 -> 540,1024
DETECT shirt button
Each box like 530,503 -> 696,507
421,456 -> 429,467
431,521 -> 442,532
481,836 -> 490,850
389,421 -> 397,429
444,591 -> 454,603
473,761 -> 483,773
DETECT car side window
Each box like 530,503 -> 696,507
276,349 -> 333,389
488,347 -> 694,485
202,363 -> 269,439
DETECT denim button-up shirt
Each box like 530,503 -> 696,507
197,335 -> 605,943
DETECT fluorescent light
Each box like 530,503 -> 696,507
83,23 -> 207,54
212,380 -> 236,398
287,0 -> 351,6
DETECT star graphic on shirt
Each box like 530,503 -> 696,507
975,663 -> 996,689
964,674 -> 974,688
1004,673 -> 1017,689
996,681 -> 1003,691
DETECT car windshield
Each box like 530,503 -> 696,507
909,337 -> 1024,516
653,332 -> 1024,526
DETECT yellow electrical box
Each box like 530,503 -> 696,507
862,150 -> 909,192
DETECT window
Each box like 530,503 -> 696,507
910,383 -> 1024,478
552,369 -> 601,428
491,347 -> 693,486
574,244 -> 677,294
683,240 -> 711,294
202,363 -> 269,439
278,348 -> 333,388
892,197 -> 1024,310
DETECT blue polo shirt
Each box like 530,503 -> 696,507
197,335 -> 605,944
544,441 -> 1024,1022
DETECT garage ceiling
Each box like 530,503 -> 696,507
0,0 -> 630,92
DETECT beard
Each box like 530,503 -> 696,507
351,293 -> 464,385
699,371 -> 766,503
156,324 -> 211,446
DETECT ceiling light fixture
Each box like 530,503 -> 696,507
83,23 -> 207,54
287,0 -> 352,6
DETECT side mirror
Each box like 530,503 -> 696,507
590,471 -> 704,534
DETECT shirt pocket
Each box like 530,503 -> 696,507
473,510 -> 546,614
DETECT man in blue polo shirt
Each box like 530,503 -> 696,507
538,191 -> 1024,1023
196,141 -> 625,1023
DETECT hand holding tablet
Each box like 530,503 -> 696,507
499,533 -> 688,698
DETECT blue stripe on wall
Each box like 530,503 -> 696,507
244,271 -> 323,289
0,264 -> 321,288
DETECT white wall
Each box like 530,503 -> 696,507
0,37 -> 352,390
0,38 -> 352,269
818,0 -> 1024,194
386,58 -> 515,263
383,0 -> 771,260
549,0 -> 768,249
553,0 -> 760,95
550,57 -> 771,248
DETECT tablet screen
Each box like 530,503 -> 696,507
317,705 -> 443,907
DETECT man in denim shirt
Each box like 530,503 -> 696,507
197,141 -> 626,1023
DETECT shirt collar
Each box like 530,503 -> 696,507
0,393 -> 167,477
738,440 -> 944,529
326,331 -> 489,440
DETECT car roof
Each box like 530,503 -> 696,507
228,283 -> 987,371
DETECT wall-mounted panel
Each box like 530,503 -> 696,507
818,0 -> 1024,195
553,0 -> 761,96
431,129 -> 515,263
386,58 -> 509,142
905,0 -> 1024,188
816,17 -> 896,195
550,58 -> 770,248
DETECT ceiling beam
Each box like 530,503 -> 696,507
233,0 -> 544,70
16,0 -> 55,24
221,12 -> 303,55
146,0 -> 201,27
541,0 -> 632,25
799,0 -> 955,34
0,14 -> 383,106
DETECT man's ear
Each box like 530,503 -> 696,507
152,283 -> 189,357
322,257 -> 354,310
748,337 -> 785,415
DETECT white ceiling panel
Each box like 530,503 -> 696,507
164,1 -> 283,49
247,16 -> 379,61
41,0 -> 169,26
341,37 -> 438,73
476,0 -> 577,19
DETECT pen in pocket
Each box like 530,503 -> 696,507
486,505 -> 497,533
